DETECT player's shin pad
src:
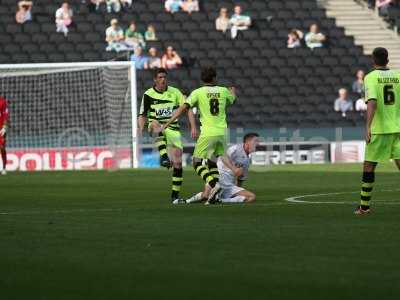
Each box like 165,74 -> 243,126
360,172 -> 374,208
207,160 -> 219,180
194,161 -> 218,187
172,168 -> 183,192
171,168 -> 183,199
155,133 -> 168,157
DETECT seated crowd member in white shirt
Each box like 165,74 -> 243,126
229,5 -> 251,39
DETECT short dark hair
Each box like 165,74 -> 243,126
372,47 -> 389,66
243,132 -> 259,143
201,66 -> 217,83
153,68 -> 168,78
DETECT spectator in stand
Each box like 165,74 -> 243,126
165,0 -> 182,14
229,5 -> 252,39
148,47 -> 162,69
182,0 -> 199,15
215,7 -> 230,33
16,1 -> 33,24
88,0 -> 104,12
145,24 -> 158,41
334,88 -> 353,117
355,98 -> 367,115
131,47 -> 148,70
305,23 -> 326,49
352,69 -> 365,97
367,0 -> 376,9
55,2 -> 73,37
161,46 -> 183,69
287,29 -> 303,48
376,0 -> 393,17
125,21 -> 146,50
106,18 -> 127,52
106,0 -> 121,13
120,0 -> 132,10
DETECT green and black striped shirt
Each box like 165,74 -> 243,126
139,86 -> 185,131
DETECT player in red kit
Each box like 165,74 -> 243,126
0,96 -> 9,175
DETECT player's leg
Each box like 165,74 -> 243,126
220,185 -> 255,204
207,159 -> 219,183
149,120 -> 171,168
156,133 -> 172,168
392,134 -> 400,170
192,136 -> 219,188
204,157 -> 222,204
0,135 -> 6,175
170,146 -> 184,203
355,134 -> 387,214
186,184 -> 211,204
237,190 -> 256,203
166,129 -> 184,203
204,136 -> 227,204
355,161 -> 377,214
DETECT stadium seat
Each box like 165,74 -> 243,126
30,52 -> 48,63
11,53 -> 29,63
14,33 -> 31,44
32,33 -> 48,44
6,24 -> 23,34
0,0 -> 371,129
3,44 -> 21,54
39,43 -> 57,53
22,43 -> 40,53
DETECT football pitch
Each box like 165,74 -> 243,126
1,163 -> 400,300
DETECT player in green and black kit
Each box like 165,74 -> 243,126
160,66 -> 236,204
355,47 -> 400,215
138,68 -> 197,203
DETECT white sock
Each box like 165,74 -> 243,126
186,192 -> 203,204
221,195 -> 246,203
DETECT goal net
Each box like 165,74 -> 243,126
0,62 -> 138,171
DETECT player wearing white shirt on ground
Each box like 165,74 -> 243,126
183,133 -> 259,204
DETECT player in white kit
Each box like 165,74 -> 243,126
184,133 -> 259,204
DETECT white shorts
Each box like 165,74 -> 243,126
220,185 -> 244,199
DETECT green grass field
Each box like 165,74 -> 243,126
1,163 -> 400,300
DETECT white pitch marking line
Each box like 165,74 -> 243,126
285,189 -> 400,205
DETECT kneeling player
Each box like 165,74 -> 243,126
0,96 -> 9,175
185,133 -> 259,204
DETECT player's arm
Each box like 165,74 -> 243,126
364,75 -> 378,144
138,94 -> 151,135
161,103 -> 190,131
177,89 -> 197,139
221,155 -> 243,178
0,121 -> 8,137
243,15 -> 252,27
366,100 -> 377,144
138,115 -> 147,135
187,108 -> 198,139
161,90 -> 198,132
226,87 -> 237,105
0,101 -> 9,137
237,166 -> 249,187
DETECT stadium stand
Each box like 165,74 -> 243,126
0,0 -> 372,129
359,0 -> 400,31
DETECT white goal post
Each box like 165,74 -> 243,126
0,61 -> 139,171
